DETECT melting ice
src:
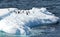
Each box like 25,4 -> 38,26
0,7 -> 59,36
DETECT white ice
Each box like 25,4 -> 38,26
17,7 -> 59,27
0,7 -> 59,35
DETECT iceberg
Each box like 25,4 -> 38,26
0,7 -> 59,35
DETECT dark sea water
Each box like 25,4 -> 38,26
0,0 -> 60,37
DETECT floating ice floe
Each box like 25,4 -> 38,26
0,7 -> 59,35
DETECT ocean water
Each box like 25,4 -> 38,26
0,0 -> 60,37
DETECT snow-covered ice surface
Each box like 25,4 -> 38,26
16,7 -> 59,27
0,7 -> 59,37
